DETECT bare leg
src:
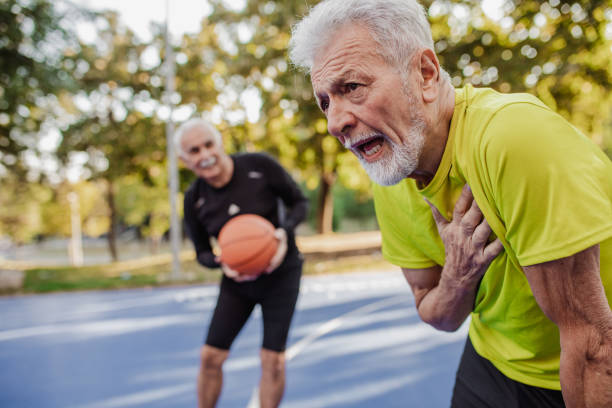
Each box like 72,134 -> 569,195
259,348 -> 286,408
197,345 -> 229,408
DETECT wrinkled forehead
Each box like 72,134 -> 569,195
312,25 -> 373,71
182,125 -> 217,148
311,25 -> 385,95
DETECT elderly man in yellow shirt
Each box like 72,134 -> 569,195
290,0 -> 612,407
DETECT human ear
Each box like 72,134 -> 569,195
419,49 -> 441,103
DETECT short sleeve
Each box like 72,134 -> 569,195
373,181 -> 442,269
482,103 -> 612,266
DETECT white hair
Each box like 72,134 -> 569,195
174,118 -> 223,156
290,0 -> 437,75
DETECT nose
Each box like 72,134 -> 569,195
327,100 -> 355,146
198,144 -> 212,159
192,146 -> 210,166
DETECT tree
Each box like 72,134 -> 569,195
427,0 -> 612,151
6,0 -> 610,250
115,169 -> 178,254
203,0 -> 376,233
57,11 -> 169,260
0,0 -> 88,244
40,180 -> 108,235
0,0 -> 81,180
0,175 -> 50,244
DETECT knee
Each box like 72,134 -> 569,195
200,345 -> 228,373
260,349 -> 285,378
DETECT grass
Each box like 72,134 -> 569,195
15,253 -> 395,295
21,259 -> 218,294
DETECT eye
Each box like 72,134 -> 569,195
345,83 -> 360,92
189,146 -> 200,154
319,98 -> 329,113
205,141 -> 214,149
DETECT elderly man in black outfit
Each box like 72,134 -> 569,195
177,118 -> 308,408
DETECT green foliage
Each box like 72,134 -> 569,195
77,181 -> 111,236
53,11 -> 176,258
39,180 -> 109,238
21,259 -> 221,293
23,267 -> 160,292
17,256 -> 392,294
203,0 -> 373,232
333,185 -> 377,218
0,0 -> 81,179
302,182 -> 378,232
115,171 -> 184,244
0,177 -> 107,245
3,0 -> 611,246
332,185 -> 378,232
428,0 -> 612,149
201,0 -> 612,231
56,11 -> 169,182
0,176 -> 51,243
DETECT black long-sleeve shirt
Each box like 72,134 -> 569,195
184,152 -> 308,269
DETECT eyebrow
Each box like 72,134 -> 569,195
327,69 -> 370,91
333,69 -> 360,89
315,67 -> 374,111
340,69 -> 360,80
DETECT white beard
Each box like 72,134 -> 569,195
198,157 -> 217,168
356,119 -> 426,186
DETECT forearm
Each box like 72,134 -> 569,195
559,323 -> 612,407
284,200 -> 308,230
524,245 -> 612,407
414,267 -> 480,332
196,251 -> 220,269
184,191 -> 219,270
413,186 -> 503,331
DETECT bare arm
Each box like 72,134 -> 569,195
523,245 -> 612,407
401,264 -> 479,331
403,185 -> 503,331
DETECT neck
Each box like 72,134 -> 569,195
410,82 -> 455,186
207,155 -> 234,188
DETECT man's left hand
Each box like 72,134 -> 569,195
264,228 -> 288,274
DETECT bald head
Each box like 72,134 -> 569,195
175,118 -> 223,157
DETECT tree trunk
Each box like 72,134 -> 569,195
316,171 -> 336,234
106,180 -> 119,261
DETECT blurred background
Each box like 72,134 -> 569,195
1,0 -> 611,293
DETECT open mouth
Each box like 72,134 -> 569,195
352,135 -> 385,160
198,157 -> 217,169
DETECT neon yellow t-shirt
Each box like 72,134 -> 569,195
373,85 -> 612,389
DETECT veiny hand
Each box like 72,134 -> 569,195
264,228 -> 288,274
426,184 -> 504,286
215,256 -> 257,282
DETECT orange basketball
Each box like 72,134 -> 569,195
218,214 -> 278,276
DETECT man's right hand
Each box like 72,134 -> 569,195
404,184 -> 504,332
215,257 -> 258,282
426,184 -> 503,288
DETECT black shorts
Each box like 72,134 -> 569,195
451,337 -> 565,408
205,258 -> 302,352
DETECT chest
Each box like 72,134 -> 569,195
195,169 -> 278,237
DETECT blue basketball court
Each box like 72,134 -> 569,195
0,271 -> 467,407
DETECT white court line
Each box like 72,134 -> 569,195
246,294 -> 408,408
72,383 -> 194,408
